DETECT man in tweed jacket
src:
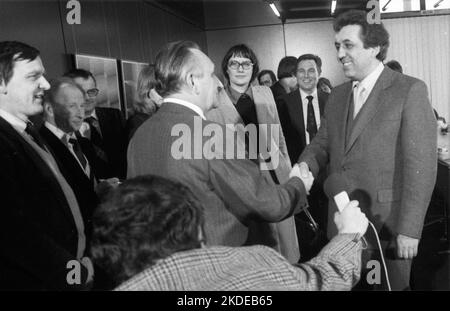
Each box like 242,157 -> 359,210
91,175 -> 368,291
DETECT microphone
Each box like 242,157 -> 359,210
323,172 -> 351,211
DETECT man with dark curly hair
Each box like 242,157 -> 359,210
91,175 -> 369,290
297,10 -> 437,290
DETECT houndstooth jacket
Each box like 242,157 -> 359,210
116,234 -> 363,291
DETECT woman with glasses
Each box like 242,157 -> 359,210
205,44 -> 299,264
125,65 -> 162,141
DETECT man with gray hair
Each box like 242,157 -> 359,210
127,41 -> 314,257
40,78 -> 98,242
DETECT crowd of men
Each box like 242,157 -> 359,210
0,10 -> 437,291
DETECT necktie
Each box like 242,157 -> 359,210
25,122 -> 46,150
353,83 -> 365,118
84,116 -> 102,145
84,116 -> 108,162
68,137 -> 87,170
306,95 -> 317,141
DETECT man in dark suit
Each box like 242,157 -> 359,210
298,10 -> 437,290
64,69 -> 127,180
39,77 -> 98,242
277,54 -> 330,259
0,41 -> 93,290
279,54 -> 329,165
128,41 -> 314,254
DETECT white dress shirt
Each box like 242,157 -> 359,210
163,98 -> 206,120
0,108 -> 27,133
352,62 -> 385,118
299,88 -> 321,145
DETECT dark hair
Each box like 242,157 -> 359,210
276,56 -> 297,79
90,175 -> 204,286
297,54 -> 322,74
221,44 -> 259,84
0,41 -> 40,85
385,60 -> 403,73
63,68 -> 97,85
257,70 -> 276,85
318,77 -> 332,90
333,10 -> 390,61
154,40 -> 200,97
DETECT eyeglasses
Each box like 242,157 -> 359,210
228,60 -> 253,71
86,88 -> 99,97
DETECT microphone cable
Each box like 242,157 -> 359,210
365,221 -> 392,291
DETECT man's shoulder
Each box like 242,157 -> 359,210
283,89 -> 300,103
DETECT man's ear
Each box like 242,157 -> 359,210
190,73 -> 202,95
43,102 -> 54,118
0,79 -> 7,95
371,46 -> 381,58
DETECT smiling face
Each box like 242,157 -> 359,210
226,55 -> 253,90
0,56 -> 50,120
296,59 -> 319,94
334,24 -> 380,81
53,85 -> 86,133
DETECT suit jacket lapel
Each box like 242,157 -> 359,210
338,83 -> 354,157
286,90 -> 307,148
345,68 -> 393,155
0,117 -> 74,222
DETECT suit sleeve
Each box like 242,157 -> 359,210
208,157 -> 308,222
0,151 -> 89,290
297,94 -> 332,177
397,80 -> 437,238
268,94 -> 292,169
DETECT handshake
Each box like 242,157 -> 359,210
289,162 -> 314,194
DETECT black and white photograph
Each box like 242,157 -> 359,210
0,0 -> 449,296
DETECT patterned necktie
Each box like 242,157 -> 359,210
306,95 -> 317,141
68,137 -> 87,170
25,122 -> 46,150
84,116 -> 102,145
84,116 -> 108,162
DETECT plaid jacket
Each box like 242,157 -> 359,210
116,234 -> 362,291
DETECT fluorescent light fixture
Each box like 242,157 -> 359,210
269,2 -> 280,17
331,0 -> 337,14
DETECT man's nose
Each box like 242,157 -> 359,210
337,46 -> 346,59
40,77 -> 50,90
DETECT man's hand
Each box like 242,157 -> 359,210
290,163 -> 314,194
334,200 -> 369,236
396,234 -> 419,259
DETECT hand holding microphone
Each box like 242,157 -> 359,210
334,200 -> 369,236
290,162 -> 314,194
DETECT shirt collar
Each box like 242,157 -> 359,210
352,62 -> 384,92
163,98 -> 206,120
45,121 -> 69,140
0,108 -> 28,133
85,109 -> 98,120
299,88 -> 318,103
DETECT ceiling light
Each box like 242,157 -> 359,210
331,0 -> 337,14
269,2 -> 280,17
